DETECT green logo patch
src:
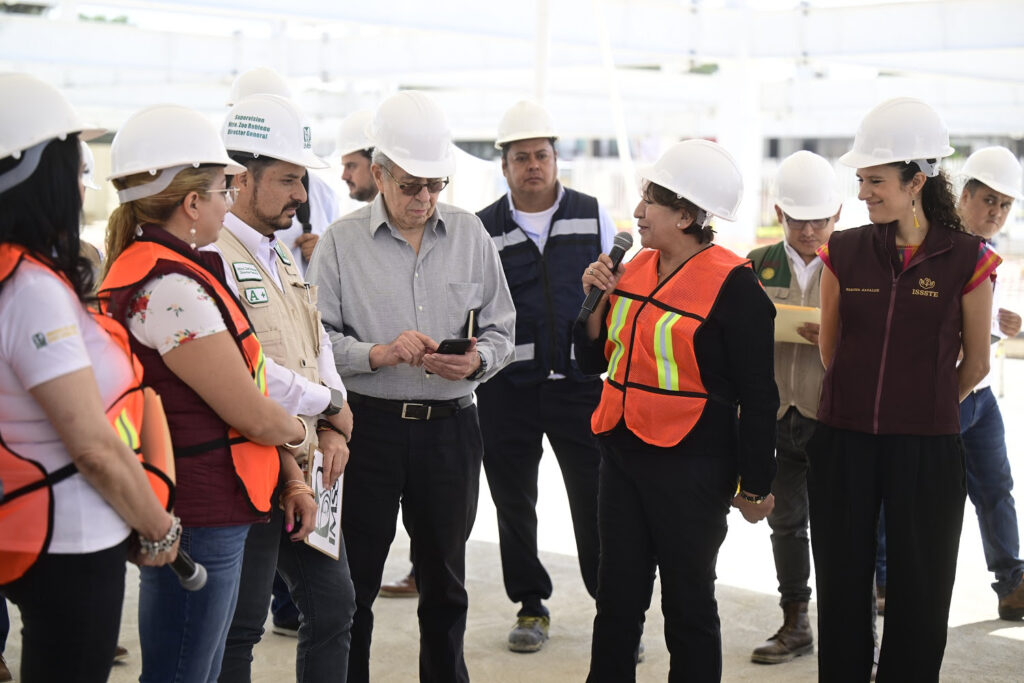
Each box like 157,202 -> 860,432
232,262 -> 262,282
245,287 -> 270,305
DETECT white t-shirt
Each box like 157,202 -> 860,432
0,261 -> 132,554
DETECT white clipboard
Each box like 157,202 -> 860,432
304,449 -> 343,559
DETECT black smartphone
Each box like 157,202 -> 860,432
436,338 -> 472,354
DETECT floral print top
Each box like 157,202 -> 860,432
126,273 -> 227,355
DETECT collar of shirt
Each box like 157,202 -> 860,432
782,239 -> 822,294
368,192 -> 447,241
223,212 -> 284,290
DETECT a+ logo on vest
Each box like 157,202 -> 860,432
245,287 -> 270,305
913,276 -> 939,299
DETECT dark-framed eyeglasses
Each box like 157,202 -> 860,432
783,213 -> 831,231
380,165 -> 449,197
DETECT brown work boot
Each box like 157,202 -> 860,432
998,578 -> 1024,621
379,570 -> 418,598
751,601 -> 814,664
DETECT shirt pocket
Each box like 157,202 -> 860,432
446,282 -> 483,337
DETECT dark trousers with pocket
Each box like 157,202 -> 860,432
808,425 -> 966,683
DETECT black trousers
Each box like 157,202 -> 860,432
476,374 -> 602,609
2,539 -> 128,683
587,430 -> 735,683
768,407 -> 815,605
342,399 -> 482,683
807,425 -> 966,683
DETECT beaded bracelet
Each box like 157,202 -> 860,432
316,419 -> 351,443
139,514 -> 182,557
279,479 -> 315,506
739,491 -> 768,505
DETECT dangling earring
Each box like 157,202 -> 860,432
912,198 -> 920,229
189,222 -> 197,249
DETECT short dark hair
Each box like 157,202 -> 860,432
358,148 -> 373,161
964,178 -> 986,196
228,151 -> 278,182
643,181 -> 715,244
0,135 -> 93,299
500,137 -> 557,164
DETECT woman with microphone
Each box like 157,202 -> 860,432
98,104 -> 315,683
0,74 -> 178,683
576,140 -> 778,681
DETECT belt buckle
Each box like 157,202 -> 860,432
401,402 -> 431,420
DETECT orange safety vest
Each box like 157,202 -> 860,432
591,246 -> 752,447
98,239 -> 279,515
0,244 -> 174,587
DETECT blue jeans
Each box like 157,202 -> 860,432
139,524 -> 251,683
875,387 -> 1024,597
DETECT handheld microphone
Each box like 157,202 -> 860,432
171,550 -> 208,591
576,231 -> 634,324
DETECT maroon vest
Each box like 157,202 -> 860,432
100,226 -> 266,527
818,222 -> 981,435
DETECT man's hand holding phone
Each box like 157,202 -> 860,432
423,337 -> 479,380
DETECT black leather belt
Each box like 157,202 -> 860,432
347,392 -> 474,420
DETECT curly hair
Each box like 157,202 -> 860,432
894,162 -> 965,233
642,181 -> 715,243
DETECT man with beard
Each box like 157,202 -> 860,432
212,93 -> 357,683
337,110 -> 378,204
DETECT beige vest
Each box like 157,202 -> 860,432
764,262 -> 825,421
217,228 -> 323,459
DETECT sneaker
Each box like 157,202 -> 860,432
508,615 -> 550,653
113,644 -> 129,662
998,578 -> 1024,621
272,614 -> 301,637
0,654 -> 11,683
379,571 -> 418,598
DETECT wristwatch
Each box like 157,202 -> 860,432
468,352 -> 488,381
322,386 -> 345,416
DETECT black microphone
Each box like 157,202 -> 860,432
577,231 -> 634,324
171,550 -> 208,591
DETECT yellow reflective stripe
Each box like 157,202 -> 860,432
114,408 -> 141,450
653,311 -> 682,390
253,347 -> 267,395
606,297 -> 633,381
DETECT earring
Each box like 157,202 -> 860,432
189,222 -> 197,249
676,222 -> 682,228
912,198 -> 920,229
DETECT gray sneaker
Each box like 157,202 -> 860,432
508,615 -> 550,653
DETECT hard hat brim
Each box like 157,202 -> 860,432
777,199 -> 842,221
839,146 -> 954,169
493,131 -> 559,150
963,175 -> 1024,201
378,145 -> 456,180
108,158 -> 246,181
638,164 -> 740,222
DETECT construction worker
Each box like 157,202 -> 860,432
747,151 -> 840,665
474,100 -> 616,652
307,90 -> 515,683
226,67 -> 338,272
337,110 -> 378,203
212,93 -> 357,683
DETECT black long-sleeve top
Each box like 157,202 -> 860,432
573,265 -> 779,495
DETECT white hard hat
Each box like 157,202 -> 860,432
80,140 -> 99,191
775,151 -> 842,220
640,139 -> 743,224
336,110 -> 375,157
223,94 -> 327,169
108,104 -> 245,204
962,146 -> 1023,201
494,100 -> 558,150
839,97 -> 954,176
368,91 -> 455,178
0,73 -> 104,194
225,67 -> 291,106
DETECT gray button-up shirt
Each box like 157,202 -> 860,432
307,194 -> 516,401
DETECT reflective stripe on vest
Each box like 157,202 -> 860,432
591,246 -> 751,447
98,239 -> 278,514
0,244 -> 174,587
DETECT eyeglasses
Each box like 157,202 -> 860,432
380,165 -> 449,196
783,213 -> 831,231
207,186 -> 240,205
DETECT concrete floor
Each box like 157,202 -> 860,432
6,359 -> 1024,681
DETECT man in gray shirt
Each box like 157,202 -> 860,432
307,90 -> 515,683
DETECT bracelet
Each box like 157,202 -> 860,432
279,478 -> 315,507
138,514 -> 182,557
282,417 -> 309,449
739,491 -> 768,505
316,419 -> 350,442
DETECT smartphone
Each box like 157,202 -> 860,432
436,338 -> 473,355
